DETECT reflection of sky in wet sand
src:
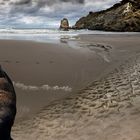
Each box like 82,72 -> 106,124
62,37 -> 113,63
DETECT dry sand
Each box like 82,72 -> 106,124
0,34 -> 140,140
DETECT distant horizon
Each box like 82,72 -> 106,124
0,17 -> 77,29
0,0 -> 121,29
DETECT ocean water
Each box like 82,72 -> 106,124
0,28 -> 139,44
0,28 -> 89,43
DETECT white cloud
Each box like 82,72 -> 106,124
18,16 -> 42,24
0,0 -> 121,28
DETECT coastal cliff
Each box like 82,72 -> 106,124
75,0 -> 140,31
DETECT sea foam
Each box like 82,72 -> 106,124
13,81 -> 72,92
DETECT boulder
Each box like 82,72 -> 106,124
60,18 -> 70,31
0,66 -> 16,140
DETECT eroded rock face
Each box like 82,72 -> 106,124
0,66 -> 16,140
60,18 -> 70,31
75,0 -> 140,32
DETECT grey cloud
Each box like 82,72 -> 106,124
9,0 -> 86,15
4,0 -> 84,6
1,0 -> 31,4
0,0 -> 121,28
0,0 -> 120,14
11,0 -> 31,5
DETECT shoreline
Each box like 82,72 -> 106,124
0,29 -> 139,45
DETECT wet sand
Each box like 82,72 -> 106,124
0,39 -> 112,121
0,34 -> 140,140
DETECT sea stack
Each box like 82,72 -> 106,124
60,18 -> 70,31
0,66 -> 16,140
74,0 -> 140,32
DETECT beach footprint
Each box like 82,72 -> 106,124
12,54 -> 140,140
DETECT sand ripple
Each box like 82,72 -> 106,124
12,55 -> 140,140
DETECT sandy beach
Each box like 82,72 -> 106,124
0,34 -> 140,140
0,39 -> 112,121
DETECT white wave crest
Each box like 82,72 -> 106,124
13,81 -> 72,92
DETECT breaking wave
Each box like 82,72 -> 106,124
0,28 -> 139,44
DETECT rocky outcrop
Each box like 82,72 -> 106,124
60,18 -> 70,31
75,0 -> 140,32
0,66 -> 16,140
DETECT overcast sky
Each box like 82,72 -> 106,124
0,0 -> 121,28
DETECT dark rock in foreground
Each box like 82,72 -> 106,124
60,18 -> 70,31
0,66 -> 16,140
75,0 -> 140,32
